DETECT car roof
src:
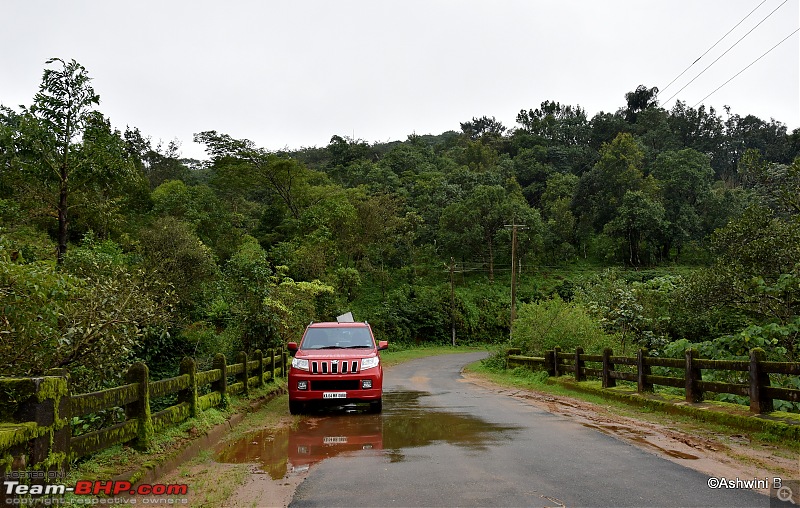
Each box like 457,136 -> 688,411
307,321 -> 369,328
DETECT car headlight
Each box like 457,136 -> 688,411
360,356 -> 380,370
292,358 -> 309,371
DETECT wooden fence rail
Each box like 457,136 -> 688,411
0,349 -> 287,478
506,346 -> 800,414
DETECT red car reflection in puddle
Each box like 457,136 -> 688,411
214,391 -> 518,479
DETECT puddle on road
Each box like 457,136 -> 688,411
214,390 -> 519,479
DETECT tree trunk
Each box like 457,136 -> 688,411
57,163 -> 69,265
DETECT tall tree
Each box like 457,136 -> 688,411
25,58 -> 100,264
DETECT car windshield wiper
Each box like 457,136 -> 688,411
342,345 -> 372,348
315,345 -> 343,349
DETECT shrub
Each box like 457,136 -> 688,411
511,296 -> 617,356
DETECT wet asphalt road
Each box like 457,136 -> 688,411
288,352 -> 776,507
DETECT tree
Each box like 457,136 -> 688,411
439,185 -> 535,281
573,132 -> 647,232
622,85 -> 659,124
25,58 -> 100,264
604,190 -> 667,266
194,131 -> 315,219
650,149 -> 714,258
516,100 -> 590,146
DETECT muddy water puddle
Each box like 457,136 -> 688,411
214,390 -> 519,479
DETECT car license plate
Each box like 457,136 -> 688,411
323,392 -> 347,399
324,436 -> 348,444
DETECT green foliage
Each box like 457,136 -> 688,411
3,59 -> 800,396
138,216 -> 218,317
0,238 -> 173,391
263,267 -> 335,344
511,296 -> 617,356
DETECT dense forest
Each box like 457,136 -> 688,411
2,59 -> 799,404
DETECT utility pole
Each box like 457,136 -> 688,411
449,257 -> 456,346
504,222 -> 528,339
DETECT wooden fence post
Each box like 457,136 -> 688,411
11,374 -> 71,474
282,350 -> 288,378
179,357 -> 198,418
637,349 -> 653,393
749,348 -> 773,413
574,347 -> 585,382
237,351 -> 249,396
602,348 -> 616,388
544,349 -> 555,376
685,349 -> 703,403
254,349 -> 264,387
269,348 -> 276,381
125,362 -> 153,451
553,347 -> 561,377
212,353 -> 228,408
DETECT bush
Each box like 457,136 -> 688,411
511,296 -> 617,356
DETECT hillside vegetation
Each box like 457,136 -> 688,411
1,61 -> 798,402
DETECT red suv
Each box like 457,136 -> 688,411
288,321 -> 388,414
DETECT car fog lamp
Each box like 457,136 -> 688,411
297,380 -> 308,390
361,379 -> 372,389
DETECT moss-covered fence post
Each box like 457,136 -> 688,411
269,348 -> 276,381
685,349 -> 703,403
602,348 -> 616,388
178,357 -> 198,418
44,369 -> 71,476
749,348 -> 773,413
553,347 -> 561,377
574,347 -> 585,382
237,352 -> 249,396
212,353 -> 229,408
125,362 -> 153,451
637,349 -> 653,393
282,350 -> 288,378
254,350 -> 264,388
0,374 -> 70,478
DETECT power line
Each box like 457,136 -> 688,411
662,0 -> 789,107
658,0 -> 768,97
692,27 -> 800,108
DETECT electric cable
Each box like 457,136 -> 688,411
658,0 -> 768,97
692,27 -> 799,108
662,0 -> 789,107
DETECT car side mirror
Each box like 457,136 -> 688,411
287,342 -> 298,352
378,341 -> 388,351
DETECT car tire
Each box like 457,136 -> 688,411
289,400 -> 305,415
368,398 -> 382,414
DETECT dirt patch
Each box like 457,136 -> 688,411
464,372 -> 800,495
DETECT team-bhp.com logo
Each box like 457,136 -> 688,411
4,480 -> 188,504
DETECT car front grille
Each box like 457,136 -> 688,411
311,360 -> 359,375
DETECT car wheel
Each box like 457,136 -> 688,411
368,398 -> 382,414
289,400 -> 305,415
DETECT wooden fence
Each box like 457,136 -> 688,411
506,346 -> 800,414
0,349 -> 287,477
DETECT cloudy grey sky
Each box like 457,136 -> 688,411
2,0 -> 798,160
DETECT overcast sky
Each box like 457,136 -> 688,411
2,0 -> 798,160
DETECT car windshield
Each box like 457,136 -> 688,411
300,327 -> 374,350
